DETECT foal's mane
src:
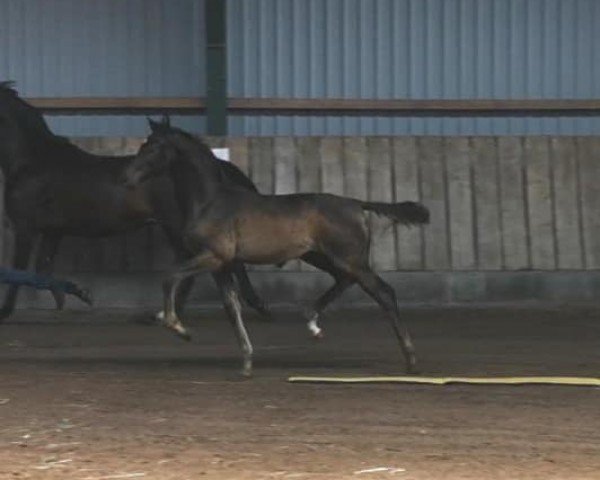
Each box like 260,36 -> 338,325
155,122 -> 218,162
152,121 -> 257,192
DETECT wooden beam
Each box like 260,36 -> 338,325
228,98 -> 600,116
27,97 -> 206,113
26,97 -> 600,116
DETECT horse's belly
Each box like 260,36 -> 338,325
235,220 -> 312,264
42,186 -> 152,236
238,245 -> 308,264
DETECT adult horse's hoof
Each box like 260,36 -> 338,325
53,290 -> 66,310
74,288 -> 93,307
0,307 -> 13,322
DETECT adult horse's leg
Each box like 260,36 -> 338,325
215,269 -> 254,377
300,252 -> 354,339
0,230 -> 34,321
34,233 -> 64,310
231,261 -> 273,320
352,266 -> 417,374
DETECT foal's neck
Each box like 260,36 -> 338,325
163,133 -> 228,224
171,156 -> 222,223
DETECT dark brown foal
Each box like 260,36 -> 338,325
125,126 -> 429,377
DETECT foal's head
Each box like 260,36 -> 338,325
124,117 -> 222,188
125,134 -> 176,187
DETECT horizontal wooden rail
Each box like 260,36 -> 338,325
27,97 -> 600,116
229,98 -> 600,117
28,96 -> 205,113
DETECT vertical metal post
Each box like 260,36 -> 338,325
205,0 -> 227,135
0,170 -> 4,263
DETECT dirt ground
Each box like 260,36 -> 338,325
0,306 -> 599,480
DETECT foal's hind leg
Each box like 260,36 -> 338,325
301,252 -> 354,339
305,276 -> 353,339
215,269 -> 254,377
232,261 -> 273,321
353,267 -> 417,374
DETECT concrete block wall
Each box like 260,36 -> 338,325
3,136 -> 600,308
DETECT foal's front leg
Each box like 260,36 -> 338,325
162,254 -> 254,376
214,269 -> 254,377
161,257 -> 211,341
162,251 -> 225,340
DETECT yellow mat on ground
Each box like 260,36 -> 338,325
288,376 -> 600,386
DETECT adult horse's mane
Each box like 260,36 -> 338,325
0,80 -> 17,94
0,80 -> 72,149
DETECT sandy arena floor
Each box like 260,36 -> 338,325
0,306 -> 599,479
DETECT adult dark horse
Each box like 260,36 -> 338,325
0,81 -> 269,320
124,124 -> 430,376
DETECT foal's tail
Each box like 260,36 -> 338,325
360,201 -> 430,226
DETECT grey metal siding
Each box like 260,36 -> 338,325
0,0 -> 205,135
1,0 -> 599,135
227,0 -> 600,136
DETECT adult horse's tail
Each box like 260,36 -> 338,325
360,201 -> 429,226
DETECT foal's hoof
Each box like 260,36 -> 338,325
163,320 -> 192,342
405,360 -> 419,375
240,359 -> 253,378
311,330 -> 324,341
174,328 -> 192,342
254,304 -> 274,322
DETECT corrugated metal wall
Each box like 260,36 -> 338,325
1,0 -> 599,136
0,0 -> 206,135
227,0 -> 600,136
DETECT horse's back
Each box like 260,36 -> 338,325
192,190 -> 368,264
